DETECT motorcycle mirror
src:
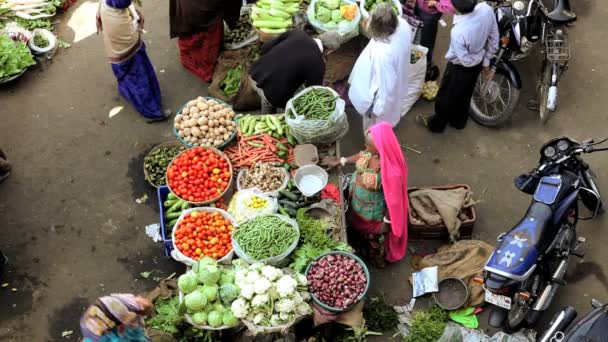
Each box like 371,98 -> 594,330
591,299 -> 603,309
582,138 -> 594,145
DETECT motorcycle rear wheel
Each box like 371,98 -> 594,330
470,71 -> 520,127
505,299 -> 530,332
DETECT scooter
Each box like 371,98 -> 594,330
538,299 -> 608,341
477,137 -> 607,331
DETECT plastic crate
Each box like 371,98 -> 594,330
408,184 -> 476,240
157,186 -> 174,256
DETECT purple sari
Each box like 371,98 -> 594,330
111,43 -> 163,119
104,0 -> 163,119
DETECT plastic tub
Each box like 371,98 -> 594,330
28,29 -> 57,55
157,186 -> 174,256
294,165 -> 328,197
305,251 -> 370,313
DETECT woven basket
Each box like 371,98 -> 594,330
165,147 -> 234,205
143,141 -> 186,188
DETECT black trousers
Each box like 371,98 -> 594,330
415,6 -> 443,63
429,62 -> 482,132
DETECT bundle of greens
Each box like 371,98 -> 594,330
290,209 -> 351,273
403,306 -> 448,342
0,35 -> 35,79
363,297 -> 399,333
145,296 -> 182,335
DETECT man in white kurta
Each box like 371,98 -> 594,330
349,14 -> 412,129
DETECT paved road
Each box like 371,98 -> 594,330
0,0 -> 606,340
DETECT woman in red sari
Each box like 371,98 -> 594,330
169,0 -> 241,82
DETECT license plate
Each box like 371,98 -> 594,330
485,290 -> 512,310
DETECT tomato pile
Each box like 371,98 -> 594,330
167,147 -> 231,203
174,210 -> 233,260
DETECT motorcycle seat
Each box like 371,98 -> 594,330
547,0 -> 577,23
484,202 -> 553,280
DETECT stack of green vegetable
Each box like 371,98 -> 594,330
251,0 -> 299,34
220,65 -> 243,97
290,87 -> 338,120
178,257 -> 241,328
233,214 -> 299,264
290,208 -> 352,273
237,114 -> 295,143
277,181 -> 318,217
312,0 -> 355,31
144,143 -> 186,187
0,34 -> 35,80
225,11 -> 253,45
163,192 -> 191,229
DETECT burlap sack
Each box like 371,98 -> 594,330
323,38 -> 362,85
209,47 -> 261,111
417,240 -> 494,307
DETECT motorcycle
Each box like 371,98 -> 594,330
477,137 -> 607,331
469,0 -> 576,127
538,299 -> 608,341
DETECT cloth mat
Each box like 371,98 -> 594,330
409,187 -> 475,240
417,240 -> 494,307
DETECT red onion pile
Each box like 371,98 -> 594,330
307,254 -> 367,309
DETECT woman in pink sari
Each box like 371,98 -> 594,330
325,122 -> 409,267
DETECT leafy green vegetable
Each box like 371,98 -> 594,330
316,5 -> 331,23
207,311 -> 223,328
56,39 -> 71,49
403,307 -> 448,342
184,290 -> 207,311
331,9 -> 342,22
145,296 -> 182,335
14,18 -> 53,30
178,273 -> 198,294
290,209 -> 352,273
363,297 -> 399,333
324,0 -> 340,9
191,311 -> 208,325
220,65 -> 243,97
0,35 -> 36,79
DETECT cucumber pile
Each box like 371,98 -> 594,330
251,0 -> 300,34
277,180 -> 319,217
163,192 -> 192,230
237,114 -> 296,145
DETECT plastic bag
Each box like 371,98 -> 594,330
285,86 -> 349,144
224,5 -> 259,50
232,214 -> 300,267
227,189 -> 279,223
236,166 -> 290,198
171,208 -> 237,266
401,45 -> 428,117
307,0 -> 361,45
359,0 -> 403,19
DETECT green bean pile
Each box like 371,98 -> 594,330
234,215 -> 298,260
292,88 -> 337,120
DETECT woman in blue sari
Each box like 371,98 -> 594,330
96,0 -> 167,122
80,293 -> 153,342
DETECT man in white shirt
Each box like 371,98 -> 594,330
424,0 -> 499,133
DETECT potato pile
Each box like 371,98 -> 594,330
174,97 -> 237,147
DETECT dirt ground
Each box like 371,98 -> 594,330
0,0 -> 606,340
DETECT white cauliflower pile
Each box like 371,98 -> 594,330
230,262 -> 312,327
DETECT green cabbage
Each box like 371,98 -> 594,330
222,311 -> 239,327
331,9 -> 343,22
178,273 -> 198,294
207,311 -> 224,328
191,312 -> 208,325
193,257 -> 217,274
201,284 -> 219,302
219,283 -> 240,304
184,290 -> 207,311
338,19 -> 352,31
324,0 -> 340,9
197,265 -> 221,285
219,269 -> 235,285
213,303 -> 226,313
316,6 -> 331,23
